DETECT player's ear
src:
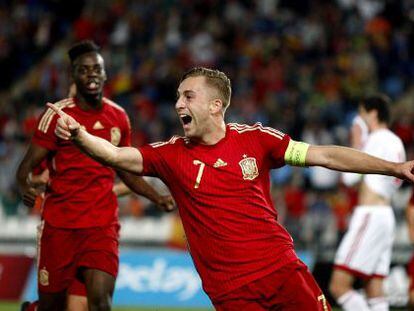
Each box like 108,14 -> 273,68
102,68 -> 107,82
209,99 -> 223,114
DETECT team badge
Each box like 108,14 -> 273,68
110,127 -> 121,146
39,267 -> 49,286
239,155 -> 259,180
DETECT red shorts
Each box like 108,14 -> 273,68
212,260 -> 331,311
37,221 -> 120,293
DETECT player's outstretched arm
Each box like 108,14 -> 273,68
47,103 -> 143,174
305,145 -> 414,182
16,143 -> 49,207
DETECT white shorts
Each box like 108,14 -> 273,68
334,206 -> 395,278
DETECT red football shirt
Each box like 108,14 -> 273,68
32,97 -> 131,228
139,123 -> 298,300
410,188 -> 414,206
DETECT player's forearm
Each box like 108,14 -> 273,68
16,162 -> 32,192
16,150 -> 38,191
73,129 -> 118,165
306,145 -> 400,177
73,129 -> 142,174
117,171 -> 163,204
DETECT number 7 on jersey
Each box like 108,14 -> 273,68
193,160 -> 205,189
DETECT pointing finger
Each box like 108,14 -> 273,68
46,102 -> 66,118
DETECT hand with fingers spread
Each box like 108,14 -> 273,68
47,103 -> 81,140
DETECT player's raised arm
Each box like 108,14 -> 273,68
284,139 -> 414,182
307,145 -> 414,181
47,103 -> 143,174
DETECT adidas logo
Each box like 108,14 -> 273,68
93,121 -> 104,130
213,158 -> 227,168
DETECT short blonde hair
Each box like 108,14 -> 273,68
180,67 -> 232,112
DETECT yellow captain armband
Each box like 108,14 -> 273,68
284,140 -> 310,167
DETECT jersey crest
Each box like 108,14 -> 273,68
39,267 -> 49,286
110,127 -> 121,146
239,155 -> 259,180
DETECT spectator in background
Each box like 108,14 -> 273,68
16,41 -> 174,311
330,95 -> 406,311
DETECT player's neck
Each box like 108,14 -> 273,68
195,121 -> 226,145
75,93 -> 103,111
369,122 -> 387,133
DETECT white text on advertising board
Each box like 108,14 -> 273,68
116,258 -> 202,300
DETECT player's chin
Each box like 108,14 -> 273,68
80,85 -> 102,95
183,128 -> 194,138
83,89 -> 101,96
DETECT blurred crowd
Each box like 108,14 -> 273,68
1,0 -> 414,247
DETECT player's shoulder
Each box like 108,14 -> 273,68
103,97 -> 126,114
49,97 -> 76,110
228,122 -> 286,140
37,98 -> 76,133
371,128 -> 401,143
148,135 -> 187,149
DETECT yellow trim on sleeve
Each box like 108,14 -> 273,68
284,140 -> 310,167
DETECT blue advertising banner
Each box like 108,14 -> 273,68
23,248 -> 313,308
113,249 -> 211,307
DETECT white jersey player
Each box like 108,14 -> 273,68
330,95 -> 406,311
350,114 -> 369,150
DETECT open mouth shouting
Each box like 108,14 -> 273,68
179,114 -> 193,130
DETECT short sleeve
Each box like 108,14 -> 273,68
257,126 -> 291,168
119,112 -> 132,147
32,107 -> 59,151
138,144 -> 166,177
410,189 -> 414,206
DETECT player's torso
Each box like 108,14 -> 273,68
151,125 -> 296,297
53,100 -> 125,176
362,129 -> 406,200
165,129 -> 272,207
157,125 -> 287,242
41,98 -> 128,227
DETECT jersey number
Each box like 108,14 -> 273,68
193,160 -> 205,189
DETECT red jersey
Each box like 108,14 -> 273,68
410,188 -> 414,206
139,123 -> 298,300
32,97 -> 131,228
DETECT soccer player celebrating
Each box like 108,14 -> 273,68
330,95 -> 406,311
49,67 -> 414,311
16,41 -> 174,311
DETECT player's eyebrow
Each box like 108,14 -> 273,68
176,90 -> 196,99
